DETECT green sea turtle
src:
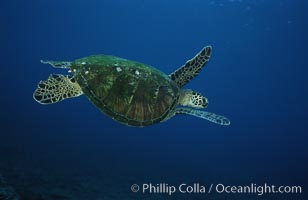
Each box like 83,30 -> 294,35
33,46 -> 230,127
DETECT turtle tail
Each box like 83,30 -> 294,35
33,74 -> 83,104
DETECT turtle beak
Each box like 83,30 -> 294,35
202,97 -> 208,108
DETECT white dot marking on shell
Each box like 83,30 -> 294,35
73,69 -> 76,72
85,71 -> 89,75
81,62 -> 86,65
116,67 -> 122,72
154,89 -> 159,96
135,70 -> 140,75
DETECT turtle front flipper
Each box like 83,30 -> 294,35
169,46 -> 212,88
40,60 -> 71,69
174,107 -> 230,125
33,74 -> 83,104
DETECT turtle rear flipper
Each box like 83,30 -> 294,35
33,74 -> 83,104
175,107 -> 230,125
40,60 -> 71,69
169,46 -> 212,88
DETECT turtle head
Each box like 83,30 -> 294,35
178,90 -> 208,109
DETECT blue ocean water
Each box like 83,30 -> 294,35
1,0 -> 307,199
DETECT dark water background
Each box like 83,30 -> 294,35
1,0 -> 308,199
